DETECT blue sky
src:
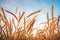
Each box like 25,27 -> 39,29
0,0 -> 60,15
0,0 -> 60,29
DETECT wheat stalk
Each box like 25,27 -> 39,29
24,16 -> 26,30
27,10 -> 41,17
27,17 -> 36,33
1,7 -> 8,23
15,6 -> 18,14
18,11 -> 25,22
46,12 -> 49,27
6,10 -> 18,20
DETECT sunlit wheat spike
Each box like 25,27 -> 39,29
18,11 -> 20,21
6,10 -> 18,20
27,10 -> 41,18
27,15 -> 37,33
46,12 -> 49,26
51,5 -> 54,22
9,19 -> 12,34
26,15 -> 37,29
1,7 -> 8,22
49,19 -> 57,35
12,17 -> 16,32
27,18 -> 36,32
1,7 -> 5,16
18,11 -> 25,22
24,16 -> 26,29
50,5 -> 54,34
15,6 -> 18,14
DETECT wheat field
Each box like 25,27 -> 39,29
0,5 -> 60,40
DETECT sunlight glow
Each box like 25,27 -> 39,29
39,24 -> 45,29
32,29 -> 37,37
